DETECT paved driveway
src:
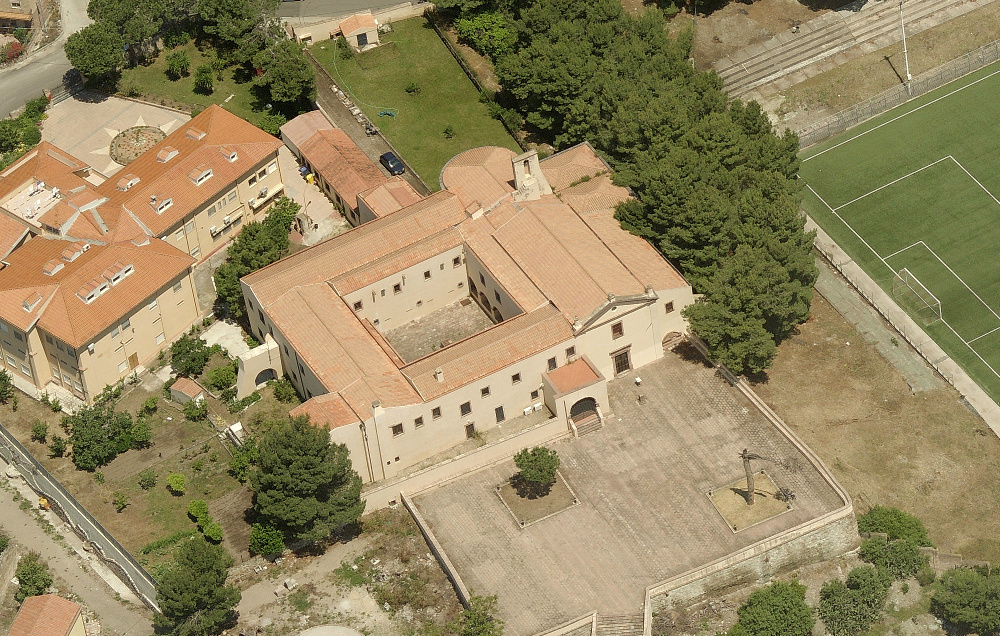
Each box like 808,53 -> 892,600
413,352 -> 846,636
41,92 -> 189,176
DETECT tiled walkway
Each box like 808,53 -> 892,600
414,352 -> 845,635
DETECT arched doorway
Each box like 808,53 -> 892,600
569,397 -> 597,424
492,307 -> 502,323
254,368 -> 276,385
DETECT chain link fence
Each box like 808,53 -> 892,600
0,423 -> 159,610
798,39 -> 1000,148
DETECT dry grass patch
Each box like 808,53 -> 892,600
709,472 -> 792,532
497,472 -> 577,527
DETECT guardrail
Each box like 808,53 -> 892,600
0,423 -> 159,610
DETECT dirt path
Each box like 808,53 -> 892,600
0,464 -> 152,635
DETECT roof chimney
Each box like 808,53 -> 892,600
433,368 -> 443,383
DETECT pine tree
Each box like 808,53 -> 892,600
154,537 -> 241,635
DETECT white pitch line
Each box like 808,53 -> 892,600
950,156 -> 1000,208
968,324 -> 1000,344
803,66 -> 1000,163
804,183 -> 895,277
833,157 -> 951,211
884,241 -> 922,260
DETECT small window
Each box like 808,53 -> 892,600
481,386 -> 490,398
414,416 -> 424,428
381,289 -> 386,297
110,325 -> 120,338
267,161 -> 277,174
156,332 -> 165,344
453,256 -> 461,268
174,229 -> 183,240
479,273 -> 485,285
249,175 -> 257,186
511,373 -> 521,384
495,406 -> 505,423
208,203 -> 217,217
391,423 -> 404,437
547,357 -> 557,371
665,301 -> 675,314
494,291 -> 501,304
530,389 -> 539,400
121,319 -> 131,332
21,364 -> 31,377
424,270 -> 431,280
460,402 -> 472,416
148,299 -> 158,311
393,283 -> 402,294
117,360 -> 128,373
611,321 -> 624,339
14,331 -> 23,342
0,323 -> 7,332
191,246 -> 201,258
57,342 -> 64,352
45,335 -> 53,344
258,168 -> 267,179
173,281 -> 183,293
432,406 -> 442,419
185,220 -> 195,234
353,300 -> 363,311
465,423 -> 476,439
566,346 -> 576,358
228,190 -> 237,202
440,263 -> 445,271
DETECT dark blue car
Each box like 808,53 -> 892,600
379,152 -> 405,176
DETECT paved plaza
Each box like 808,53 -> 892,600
42,92 -> 189,177
413,351 -> 846,635
384,299 -> 494,362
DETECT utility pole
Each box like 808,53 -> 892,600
739,448 -> 759,505
899,0 -> 912,94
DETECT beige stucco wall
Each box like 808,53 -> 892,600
463,248 -> 523,322
236,335 -> 283,399
160,154 -> 283,264
342,245 -> 467,331
69,613 -> 87,636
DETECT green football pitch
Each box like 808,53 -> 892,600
799,62 -> 1000,403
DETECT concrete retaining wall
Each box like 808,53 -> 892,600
364,416 -> 568,509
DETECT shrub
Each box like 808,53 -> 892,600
0,529 -> 8,555
193,64 -> 214,94
138,468 -> 157,490
455,11 -> 516,61
818,566 -> 891,636
113,491 -> 130,512
166,473 -> 185,494
187,499 -> 210,526
202,521 -> 223,543
0,370 -> 14,403
5,41 -> 23,63
49,435 -> 65,457
917,565 -> 937,587
228,437 -> 258,483
183,399 -> 208,422
21,126 -> 41,147
162,27 -> 192,49
931,567 -> 1000,635
21,95 -> 48,120
163,377 -> 177,400
30,421 -> 47,443
13,27 -> 30,45
131,418 -> 152,449
14,552 -> 52,602
858,506 -> 932,546
170,334 -> 211,377
95,471 -> 105,484
166,50 -> 190,79
405,81 -> 420,94
727,581 -> 814,636
859,537 -> 928,580
336,35 -> 354,59
249,522 -> 285,556
139,396 -> 158,416
257,112 -> 286,136
444,124 -> 456,139
513,446 -> 559,495
270,378 -> 300,403
206,365 -> 236,391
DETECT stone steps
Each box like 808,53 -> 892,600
596,613 -> 644,636
575,416 -> 603,436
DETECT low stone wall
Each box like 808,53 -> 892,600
364,416 -> 568,509
402,492 -> 471,607
532,613 -> 596,636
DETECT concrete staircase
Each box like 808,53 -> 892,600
596,613 -> 644,636
715,0 -> 980,97
574,414 -> 603,436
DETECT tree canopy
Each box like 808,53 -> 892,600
857,506 -> 933,546
251,416 -> 365,542
154,536 -> 241,635
727,581 -> 814,636
486,0 -> 815,374
932,567 -> 1000,636
252,39 -> 316,109
214,196 -> 297,322
66,404 -> 136,471
64,22 -> 125,79
818,566 -> 891,636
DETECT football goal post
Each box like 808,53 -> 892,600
892,268 -> 942,325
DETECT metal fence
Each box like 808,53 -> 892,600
0,423 -> 159,610
798,39 -> 1000,148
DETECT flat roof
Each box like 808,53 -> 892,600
545,357 -> 601,394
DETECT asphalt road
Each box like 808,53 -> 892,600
0,0 -> 90,118
278,0 -> 420,22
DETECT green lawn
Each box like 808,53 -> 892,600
799,62 -> 1000,402
310,18 -> 521,188
119,41 -> 264,125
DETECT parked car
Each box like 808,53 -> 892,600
379,152 -> 405,175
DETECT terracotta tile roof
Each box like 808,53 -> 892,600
440,146 -> 516,209
280,111 -> 334,151
557,173 -> 630,214
8,594 -> 82,636
0,236 -> 194,348
339,12 -> 377,37
402,304 -> 572,400
331,228 -> 463,295
545,357 -> 601,394
171,377 -> 203,398
100,105 -> 281,236
245,190 -> 466,307
0,142 -> 90,203
0,215 -> 31,259
539,141 -> 609,192
298,128 -> 385,211
291,392 -> 362,430
268,283 -> 420,409
459,215 -> 548,312
577,207 -> 687,291
358,176 -> 422,218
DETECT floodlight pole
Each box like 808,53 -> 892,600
899,0 -> 913,94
